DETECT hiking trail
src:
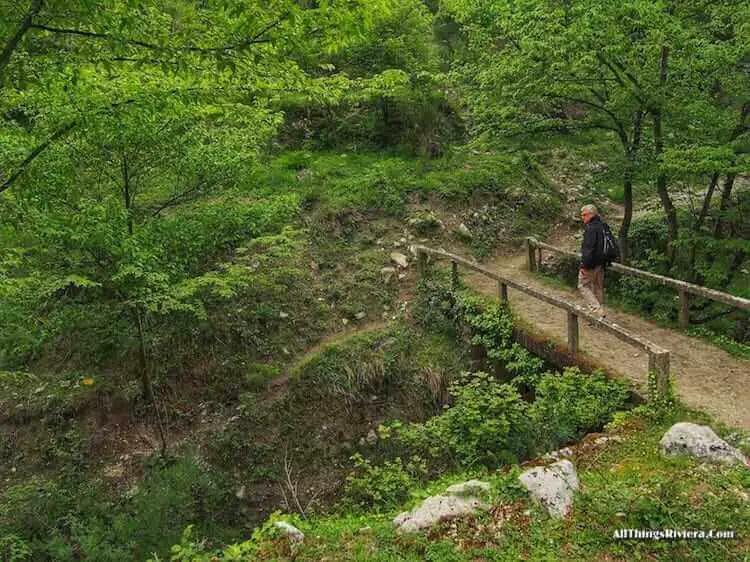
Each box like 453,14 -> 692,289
461,233 -> 750,430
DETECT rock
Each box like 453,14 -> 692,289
355,311 -> 366,321
659,422 -> 748,465
519,460 -> 580,518
274,521 -> 304,545
366,429 -> 378,445
594,436 -> 623,446
445,480 -> 491,496
456,223 -> 472,239
381,266 -> 397,283
341,318 -> 349,326
590,161 -> 609,173
542,447 -> 573,461
393,494 -> 489,533
235,485 -> 246,500
407,212 -> 442,233
390,252 -> 409,268
279,311 -> 289,319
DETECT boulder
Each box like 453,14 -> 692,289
659,422 -> 748,465
393,494 -> 488,533
390,252 -> 409,268
445,479 -> 491,497
274,521 -> 304,545
519,459 -> 579,518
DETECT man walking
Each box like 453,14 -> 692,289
579,204 -> 607,318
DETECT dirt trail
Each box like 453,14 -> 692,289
462,241 -> 750,430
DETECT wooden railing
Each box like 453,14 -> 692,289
526,237 -> 750,328
413,245 -> 672,396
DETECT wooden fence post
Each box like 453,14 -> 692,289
679,289 -> 689,328
417,249 -> 428,279
498,280 -> 508,303
526,238 -> 537,272
451,260 -> 459,291
648,351 -> 671,397
567,311 -> 579,354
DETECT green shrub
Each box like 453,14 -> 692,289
388,371 -> 535,470
344,453 -> 427,510
530,368 -> 631,449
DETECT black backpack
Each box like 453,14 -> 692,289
601,222 -> 620,266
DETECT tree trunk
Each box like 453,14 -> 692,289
653,46 -> 678,269
134,306 -> 153,402
619,111 -> 643,265
619,166 -> 633,264
713,173 -> 736,238
688,172 -> 720,281
0,0 -> 43,81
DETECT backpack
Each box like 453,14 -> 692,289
601,222 -> 620,266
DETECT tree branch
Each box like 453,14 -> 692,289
0,0 -> 44,81
0,121 -> 77,194
28,17 -> 281,54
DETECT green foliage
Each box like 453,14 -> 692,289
0,455 -> 239,562
530,368 -> 631,449
393,371 -> 535,469
345,453 -> 427,511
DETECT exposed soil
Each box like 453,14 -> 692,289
459,231 -> 750,430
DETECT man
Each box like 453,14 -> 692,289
579,204 -> 607,318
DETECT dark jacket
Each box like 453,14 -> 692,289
581,215 -> 605,269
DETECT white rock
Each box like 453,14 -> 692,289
519,460 -> 580,518
457,223 -> 472,239
542,447 -> 573,461
366,429 -> 378,445
274,521 -> 304,545
594,436 -> 623,446
393,494 -> 489,533
659,422 -> 748,465
279,311 -> 289,319
235,485 -> 246,500
445,480 -> 491,496
355,311 -> 366,320
390,252 -> 409,268
341,318 -> 349,326
381,266 -> 397,283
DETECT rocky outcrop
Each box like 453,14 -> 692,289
659,422 -> 748,465
393,480 -> 491,533
519,459 -> 579,518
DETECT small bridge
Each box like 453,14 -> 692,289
413,241 -> 750,423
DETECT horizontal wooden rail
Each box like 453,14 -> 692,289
527,237 -> 750,329
413,244 -> 671,396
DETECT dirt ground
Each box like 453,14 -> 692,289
460,232 -> 750,430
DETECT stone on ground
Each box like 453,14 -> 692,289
659,422 -> 748,465
393,480 -> 491,533
274,521 -> 304,545
519,459 -> 579,518
390,252 -> 409,268
444,479 -> 491,497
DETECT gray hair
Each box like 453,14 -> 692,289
581,204 -> 598,216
